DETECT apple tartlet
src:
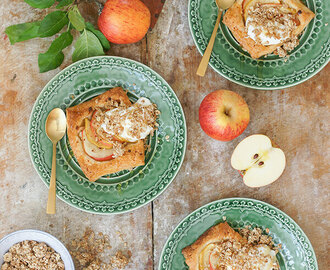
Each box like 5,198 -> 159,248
223,0 -> 315,58
182,222 -> 280,270
66,87 -> 159,181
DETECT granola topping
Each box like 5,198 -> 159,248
1,240 -> 65,270
245,3 -> 299,55
100,97 -> 159,142
199,226 -> 280,270
83,97 -> 159,159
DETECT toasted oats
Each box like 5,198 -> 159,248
207,227 -> 279,269
70,228 -> 130,270
1,241 -> 64,270
247,3 -> 300,56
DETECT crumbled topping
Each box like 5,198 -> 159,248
87,97 -> 159,159
246,3 -> 300,56
70,228 -> 131,270
201,226 -> 280,269
1,240 -> 64,270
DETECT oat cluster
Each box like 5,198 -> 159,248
206,226 -> 280,269
1,240 -> 64,270
70,228 -> 130,270
247,3 -> 300,57
92,98 -> 159,158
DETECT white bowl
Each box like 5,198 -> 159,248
0,230 -> 75,269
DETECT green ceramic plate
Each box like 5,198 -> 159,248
159,198 -> 318,269
28,56 -> 186,214
188,0 -> 329,89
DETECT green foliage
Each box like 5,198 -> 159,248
5,21 -> 41,44
24,0 -> 55,9
38,31 -> 73,72
86,22 -> 110,50
5,2 -> 110,73
72,29 -> 104,62
68,6 -> 85,31
38,10 -> 69,37
56,0 -> 74,8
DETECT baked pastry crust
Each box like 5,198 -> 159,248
223,0 -> 315,58
66,87 -> 145,182
182,222 -> 245,269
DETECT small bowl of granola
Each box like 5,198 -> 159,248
0,230 -> 74,270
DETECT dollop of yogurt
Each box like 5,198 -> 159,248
246,17 -> 290,46
101,97 -> 156,142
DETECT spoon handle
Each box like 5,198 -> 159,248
46,143 -> 57,214
196,9 -> 222,77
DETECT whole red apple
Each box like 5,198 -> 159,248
199,90 -> 250,141
98,0 -> 151,44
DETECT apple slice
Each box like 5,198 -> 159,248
209,249 -> 218,270
85,119 -> 113,149
231,134 -> 286,188
80,130 -> 114,161
198,244 -> 216,269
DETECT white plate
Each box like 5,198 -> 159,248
0,230 -> 74,269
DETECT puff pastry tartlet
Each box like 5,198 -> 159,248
223,0 -> 315,58
66,87 -> 159,181
182,222 -> 279,270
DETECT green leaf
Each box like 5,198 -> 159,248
38,51 -> 64,73
24,0 -> 55,9
72,30 -> 104,62
56,0 -> 74,8
68,6 -> 85,31
85,22 -> 110,51
5,21 -> 41,44
38,31 -> 73,72
38,10 -> 69,37
47,31 -> 73,53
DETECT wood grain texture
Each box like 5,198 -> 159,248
0,0 -> 329,270
141,0 -> 166,29
147,1 -> 329,269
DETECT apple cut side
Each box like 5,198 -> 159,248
231,134 -> 286,188
80,130 -> 114,162
243,148 -> 285,187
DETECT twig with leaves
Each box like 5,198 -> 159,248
5,0 -> 110,73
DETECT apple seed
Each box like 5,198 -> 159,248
258,161 -> 264,166
253,153 -> 259,159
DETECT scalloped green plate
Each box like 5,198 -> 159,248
188,0 -> 329,89
159,198 -> 318,269
28,56 -> 186,214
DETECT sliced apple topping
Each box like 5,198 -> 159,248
198,244 -> 216,270
80,129 -> 114,162
231,134 -> 286,187
85,118 -> 113,149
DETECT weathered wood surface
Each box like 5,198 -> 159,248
0,0 -> 329,269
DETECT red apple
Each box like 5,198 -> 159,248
199,90 -> 250,141
98,0 -> 151,44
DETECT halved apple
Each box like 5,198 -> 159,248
85,119 -> 113,149
231,134 -> 286,188
81,129 -> 114,161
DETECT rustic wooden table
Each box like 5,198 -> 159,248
0,0 -> 329,269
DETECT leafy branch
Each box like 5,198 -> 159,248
5,0 -> 110,73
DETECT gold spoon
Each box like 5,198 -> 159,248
45,108 -> 67,214
196,0 -> 235,76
